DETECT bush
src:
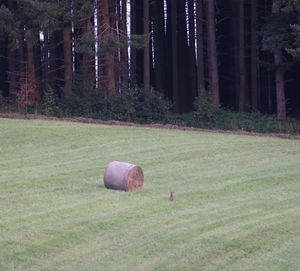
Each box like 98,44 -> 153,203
58,87 -> 171,123
191,94 -> 300,134
0,91 -> 9,112
41,87 -> 62,116
193,92 -> 217,127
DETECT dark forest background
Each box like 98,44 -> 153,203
0,0 -> 299,129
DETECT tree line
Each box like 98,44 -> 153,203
0,0 -> 299,120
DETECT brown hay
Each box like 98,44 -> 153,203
127,166 -> 144,191
104,161 -> 144,192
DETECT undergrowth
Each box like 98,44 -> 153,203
1,88 -> 300,134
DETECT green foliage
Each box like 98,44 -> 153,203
0,5 -> 18,43
286,24 -> 300,60
61,87 -> 171,123
281,0 -> 300,60
0,91 -> 8,112
73,0 -> 94,19
18,0 -> 61,31
41,87 -> 61,116
129,33 -> 151,50
262,0 -> 299,61
193,92 -> 217,127
262,12 -> 293,51
191,94 -> 300,134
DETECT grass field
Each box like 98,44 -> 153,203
0,118 -> 300,271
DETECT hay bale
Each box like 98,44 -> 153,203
104,161 -> 144,191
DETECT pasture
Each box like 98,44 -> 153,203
0,118 -> 300,270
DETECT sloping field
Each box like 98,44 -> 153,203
0,118 -> 300,271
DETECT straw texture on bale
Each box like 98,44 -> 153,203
104,161 -> 144,191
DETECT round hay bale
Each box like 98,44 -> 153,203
103,161 -> 144,191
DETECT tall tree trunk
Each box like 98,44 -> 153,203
7,48 -> 17,100
206,0 -> 220,107
115,0 -> 121,92
63,20 -> 72,96
120,0 -> 129,88
165,0 -> 173,100
130,0 -> 137,87
25,37 -> 40,106
188,0 -> 197,104
130,0 -> 144,86
238,0 -> 248,112
251,0 -> 259,111
272,0 -> 286,120
54,30 -> 64,90
7,0 -> 18,100
100,0 -> 116,96
177,0 -> 190,112
153,0 -> 166,94
196,0 -> 205,92
169,0 -> 179,112
0,36 -> 8,97
47,33 -> 56,89
143,0 -> 150,89
231,0 -> 239,109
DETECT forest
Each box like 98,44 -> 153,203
0,0 -> 299,126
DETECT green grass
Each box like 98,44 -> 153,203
0,118 -> 300,271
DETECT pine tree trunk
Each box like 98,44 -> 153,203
206,0 -> 220,107
54,30 -> 64,90
7,48 -> 17,100
0,35 -> 8,97
7,0 -> 18,100
130,0 -> 137,87
196,0 -> 205,92
120,0 -> 129,88
63,25 -> 72,96
143,0 -> 150,89
272,1 -> 286,120
47,33 -> 56,89
25,37 -> 39,106
251,0 -> 259,111
231,0 -> 239,109
188,0 -> 197,104
153,0 -> 166,94
170,0 -> 179,112
238,0 -> 248,112
130,0 -> 144,86
100,0 -> 116,96
178,0 -> 189,112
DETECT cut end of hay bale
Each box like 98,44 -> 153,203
127,165 -> 144,191
104,161 -> 144,192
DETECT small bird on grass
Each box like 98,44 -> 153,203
169,192 -> 175,201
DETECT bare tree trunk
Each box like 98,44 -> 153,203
153,0 -> 166,94
99,0 -> 116,96
231,0 -> 239,109
188,0 -> 197,102
7,0 -> 18,100
63,24 -> 72,96
120,0 -> 129,88
130,0 -> 137,87
178,0 -> 190,112
238,0 -> 248,112
170,0 -> 179,112
25,37 -> 40,106
272,1 -> 286,120
196,0 -> 205,92
143,0 -> 150,89
251,0 -> 259,111
206,0 -> 220,107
